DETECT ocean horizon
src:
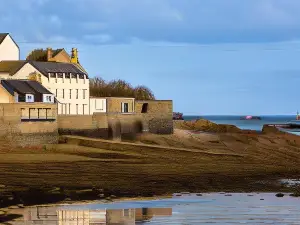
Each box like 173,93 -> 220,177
183,115 -> 299,133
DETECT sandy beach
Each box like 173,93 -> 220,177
1,121 -> 300,223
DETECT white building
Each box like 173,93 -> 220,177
0,60 -> 90,115
0,33 -> 19,61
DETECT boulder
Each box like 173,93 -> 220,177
180,119 -> 242,133
262,125 -> 281,134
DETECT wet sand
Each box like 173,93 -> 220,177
1,127 -> 300,222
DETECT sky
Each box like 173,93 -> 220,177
2,0 -> 300,115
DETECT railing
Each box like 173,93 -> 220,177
21,117 -> 56,122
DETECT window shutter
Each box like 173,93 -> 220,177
121,103 -> 124,112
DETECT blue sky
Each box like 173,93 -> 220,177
2,0 -> 300,115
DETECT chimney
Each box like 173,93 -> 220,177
46,48 -> 53,61
71,47 -> 79,64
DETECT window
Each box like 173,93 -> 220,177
62,89 -> 65,98
46,96 -> 52,102
121,102 -> 129,113
83,104 -> 87,114
76,89 -> 78,99
18,95 -> 25,102
65,73 -> 70,79
76,104 -> 78,114
69,104 -> 71,114
61,103 -> 63,114
83,89 -> 86,99
141,103 -> 148,113
69,89 -> 72,99
79,74 -> 84,79
49,73 -> 56,78
123,209 -> 130,217
26,95 -> 34,102
57,73 -> 63,78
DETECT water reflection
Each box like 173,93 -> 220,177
12,206 -> 172,225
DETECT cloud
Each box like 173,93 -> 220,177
3,0 -> 300,45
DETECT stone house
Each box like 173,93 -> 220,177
0,33 -> 20,61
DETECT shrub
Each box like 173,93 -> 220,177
90,77 -> 155,100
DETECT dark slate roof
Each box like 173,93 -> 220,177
1,80 -> 51,95
0,33 -> 8,44
0,61 -> 27,75
29,61 -> 88,77
25,80 -> 52,94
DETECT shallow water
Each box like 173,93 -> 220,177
6,193 -> 300,224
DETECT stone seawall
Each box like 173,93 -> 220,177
5,132 -> 59,147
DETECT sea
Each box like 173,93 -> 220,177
184,115 -> 300,135
7,193 -> 300,224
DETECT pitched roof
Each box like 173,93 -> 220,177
1,79 -> 52,95
1,80 -> 36,94
25,80 -> 52,94
52,48 -> 64,57
0,33 -> 8,44
0,60 -> 88,77
0,61 -> 28,75
29,61 -> 88,77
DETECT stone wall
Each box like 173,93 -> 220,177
0,103 -> 58,146
135,100 -> 173,134
58,113 -> 143,141
57,99 -> 174,139
106,97 -> 135,113
57,114 -> 109,139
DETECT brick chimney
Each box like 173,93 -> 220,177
46,48 -> 53,61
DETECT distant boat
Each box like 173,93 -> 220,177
240,116 -> 261,120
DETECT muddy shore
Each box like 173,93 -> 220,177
1,120 -> 300,221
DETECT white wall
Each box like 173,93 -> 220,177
42,74 -> 90,115
0,35 -> 19,61
7,64 -> 90,115
89,97 -> 107,114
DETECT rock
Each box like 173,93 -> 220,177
110,195 -> 117,198
196,193 -> 202,196
180,119 -> 242,133
105,197 -> 112,201
260,199 -> 264,200
64,198 -> 72,201
224,194 -> 232,196
0,210 -> 5,215
181,192 -> 190,195
8,197 -> 14,201
17,204 -> 24,208
262,125 -> 282,134
247,194 -> 254,196
275,193 -> 284,197
8,205 -> 19,209
290,193 -> 300,197
0,184 -> 6,188
98,194 -> 105,198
